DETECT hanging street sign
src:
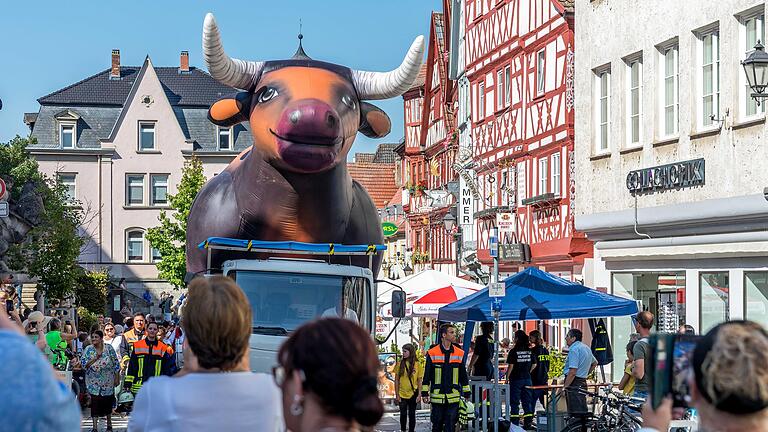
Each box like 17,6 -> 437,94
489,282 -> 505,297
489,235 -> 498,258
496,212 -> 515,234
381,222 -> 399,237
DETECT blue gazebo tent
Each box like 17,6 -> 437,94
438,267 -> 638,322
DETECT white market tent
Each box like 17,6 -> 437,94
377,269 -> 484,318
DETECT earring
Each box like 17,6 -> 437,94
290,394 -> 304,416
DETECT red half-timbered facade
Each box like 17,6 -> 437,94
465,0 -> 590,279
403,11 -> 460,275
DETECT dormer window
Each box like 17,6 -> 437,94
218,126 -> 232,150
60,123 -> 75,148
54,109 -> 81,149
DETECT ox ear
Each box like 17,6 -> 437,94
358,102 -> 391,138
208,92 -> 252,127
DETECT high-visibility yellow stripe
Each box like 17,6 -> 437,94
453,368 -> 458,385
155,359 -> 161,376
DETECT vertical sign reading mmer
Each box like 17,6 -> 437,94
459,174 -> 474,227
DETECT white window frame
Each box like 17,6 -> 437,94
625,55 -> 642,147
151,246 -> 162,263
517,161 -> 527,203
150,174 -> 169,207
57,173 -> 77,203
658,42 -> 679,138
126,230 -> 145,263
138,122 -> 156,151
217,126 -> 232,150
497,69 -> 504,110
504,65 -> 511,106
537,50 -> 546,95
59,122 -> 76,149
478,82 -> 485,119
538,157 -> 548,196
740,10 -> 766,120
594,65 -> 611,153
697,27 -> 720,130
126,174 -> 145,206
551,152 -> 561,197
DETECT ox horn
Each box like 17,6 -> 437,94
352,35 -> 425,100
202,13 -> 263,90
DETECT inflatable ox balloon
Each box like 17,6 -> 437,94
185,13 -> 425,279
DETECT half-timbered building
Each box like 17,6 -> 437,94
465,0 -> 591,281
403,12 -> 461,276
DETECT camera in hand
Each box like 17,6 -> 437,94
5,299 -> 13,313
649,333 -> 701,409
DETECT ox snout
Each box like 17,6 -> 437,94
275,100 -> 341,146
271,99 -> 344,173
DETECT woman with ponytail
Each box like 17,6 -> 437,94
275,318 -> 384,431
394,343 -> 424,432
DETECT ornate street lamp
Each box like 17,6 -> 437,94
403,262 -> 413,276
742,40 -> 768,105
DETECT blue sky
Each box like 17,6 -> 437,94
0,1 -> 440,156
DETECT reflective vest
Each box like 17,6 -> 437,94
124,339 -> 173,393
421,344 -> 471,404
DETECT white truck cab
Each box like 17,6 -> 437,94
198,238 -> 383,374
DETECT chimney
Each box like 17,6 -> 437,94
180,50 -> 190,73
110,49 -> 120,79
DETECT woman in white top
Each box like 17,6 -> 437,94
128,276 -> 282,432
103,323 -> 123,360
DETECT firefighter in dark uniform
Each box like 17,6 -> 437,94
124,321 -> 174,394
422,323 -> 471,432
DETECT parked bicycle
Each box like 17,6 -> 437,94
560,386 -> 642,432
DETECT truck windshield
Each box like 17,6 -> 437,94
232,271 -> 371,335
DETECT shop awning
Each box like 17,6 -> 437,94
438,267 -> 638,322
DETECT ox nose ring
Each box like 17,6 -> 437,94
289,110 -> 301,124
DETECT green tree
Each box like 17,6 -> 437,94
75,267 -> 112,315
4,136 -> 85,300
147,157 -> 206,288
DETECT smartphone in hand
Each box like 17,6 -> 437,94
650,333 -> 701,409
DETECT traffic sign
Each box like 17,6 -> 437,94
0,202 -> 8,218
489,235 -> 498,258
489,282 -> 505,297
0,177 -> 6,200
492,297 -> 503,312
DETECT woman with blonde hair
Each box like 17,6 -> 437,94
128,276 -> 281,431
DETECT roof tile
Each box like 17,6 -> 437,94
348,162 -> 398,209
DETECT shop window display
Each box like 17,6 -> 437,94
700,272 -> 729,333
745,272 -> 768,329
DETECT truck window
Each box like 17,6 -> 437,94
233,271 -> 371,334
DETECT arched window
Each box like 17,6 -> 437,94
127,230 -> 145,262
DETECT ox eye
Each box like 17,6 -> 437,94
341,95 -> 356,110
258,87 -> 279,103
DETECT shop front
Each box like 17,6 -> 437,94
578,192 -> 768,381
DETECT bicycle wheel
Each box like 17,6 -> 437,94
560,418 -> 595,432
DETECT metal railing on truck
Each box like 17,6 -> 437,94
197,236 -> 387,273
